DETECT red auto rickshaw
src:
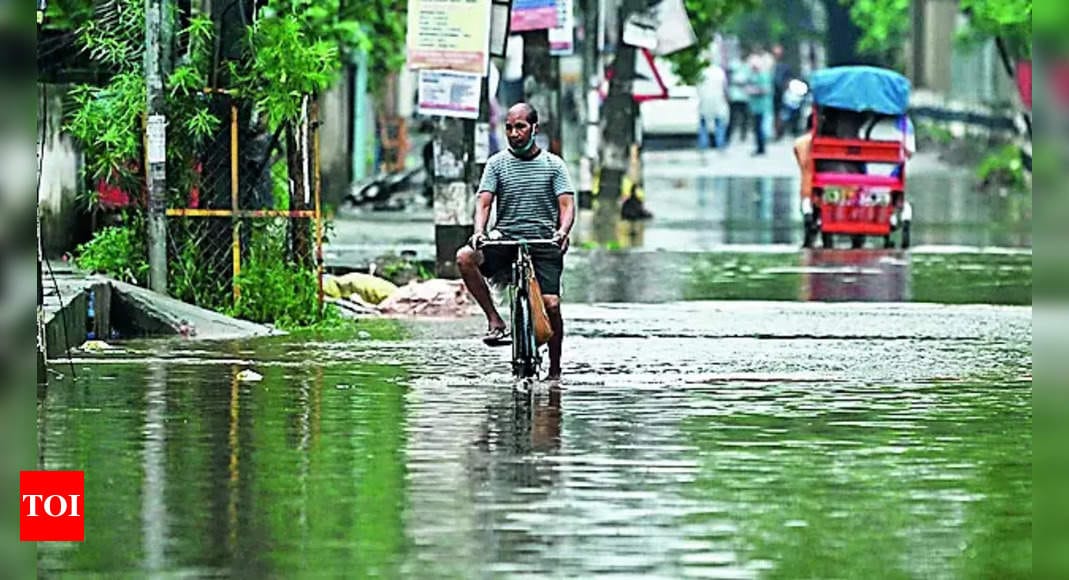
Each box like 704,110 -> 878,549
800,66 -> 914,249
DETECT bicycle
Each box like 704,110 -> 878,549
477,238 -> 558,379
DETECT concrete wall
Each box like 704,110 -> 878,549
950,38 -> 1013,105
914,0 -> 959,93
319,67 -> 353,209
38,84 -> 84,257
908,0 -> 1014,113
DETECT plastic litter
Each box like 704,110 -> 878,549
236,369 -> 263,382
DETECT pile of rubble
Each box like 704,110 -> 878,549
325,273 -> 477,318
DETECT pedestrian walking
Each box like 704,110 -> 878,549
698,62 -> 730,150
747,50 -> 774,156
771,44 -> 793,140
726,55 -> 752,146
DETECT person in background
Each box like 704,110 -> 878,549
866,114 -> 917,176
747,48 -> 774,156
499,35 -> 525,107
726,53 -> 752,146
771,43 -> 793,140
697,61 -> 730,151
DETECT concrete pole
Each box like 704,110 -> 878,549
578,0 -> 601,211
471,75 -> 492,208
144,0 -> 168,293
433,111 -> 476,278
522,30 -> 562,155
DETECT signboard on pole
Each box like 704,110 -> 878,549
652,0 -> 696,55
510,0 -> 557,32
622,11 -> 658,50
489,0 -> 513,57
548,0 -> 574,55
621,0 -> 696,55
407,0 -> 493,75
418,69 -> 484,119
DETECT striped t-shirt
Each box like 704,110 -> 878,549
477,150 -> 574,239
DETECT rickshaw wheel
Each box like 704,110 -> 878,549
883,236 -> 895,249
850,235 -> 865,249
802,215 -> 818,248
821,233 -> 834,249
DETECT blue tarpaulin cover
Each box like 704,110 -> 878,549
810,66 -> 911,115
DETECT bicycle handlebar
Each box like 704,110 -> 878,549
478,238 -> 558,248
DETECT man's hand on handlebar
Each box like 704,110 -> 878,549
469,231 -> 487,249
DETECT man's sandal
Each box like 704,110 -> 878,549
482,326 -> 511,346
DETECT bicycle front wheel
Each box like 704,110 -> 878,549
511,293 -> 538,378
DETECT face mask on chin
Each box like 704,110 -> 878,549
509,133 -> 536,155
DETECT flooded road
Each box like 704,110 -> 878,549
40,301 -> 1030,577
566,248 -> 1030,305
40,147 -> 1031,576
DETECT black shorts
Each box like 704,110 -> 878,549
479,245 -> 564,295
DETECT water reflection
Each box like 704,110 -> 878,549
38,358 -> 410,577
798,250 -> 911,302
142,363 -> 167,573
642,176 -> 799,249
566,249 -> 1028,305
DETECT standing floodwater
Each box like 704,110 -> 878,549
39,300 -> 1030,577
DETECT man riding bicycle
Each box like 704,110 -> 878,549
456,102 -> 576,380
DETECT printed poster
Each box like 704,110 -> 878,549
548,0 -> 574,55
407,0 -> 493,75
510,0 -> 557,32
418,69 -> 483,119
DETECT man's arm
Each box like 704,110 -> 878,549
472,158 -> 497,245
473,191 -> 494,238
556,193 -> 575,237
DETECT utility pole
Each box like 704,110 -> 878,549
595,0 -> 642,243
433,115 -> 476,278
433,73 -> 492,278
522,30 -> 562,155
578,0 -> 602,211
144,0 -> 168,293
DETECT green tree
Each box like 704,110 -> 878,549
959,0 -> 1032,59
842,0 -> 910,66
59,0 -> 407,324
845,0 -> 1033,66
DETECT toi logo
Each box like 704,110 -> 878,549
20,471 -> 84,542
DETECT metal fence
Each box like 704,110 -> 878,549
165,90 -> 324,313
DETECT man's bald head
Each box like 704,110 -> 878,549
508,102 -> 538,124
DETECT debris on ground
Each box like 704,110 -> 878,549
236,369 -> 263,382
323,272 -> 399,304
377,279 -> 476,318
80,340 -> 119,352
329,296 -> 381,317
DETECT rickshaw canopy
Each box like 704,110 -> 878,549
810,66 -> 911,115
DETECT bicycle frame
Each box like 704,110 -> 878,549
479,239 -> 556,379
